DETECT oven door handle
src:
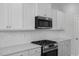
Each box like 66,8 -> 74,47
43,47 -> 58,53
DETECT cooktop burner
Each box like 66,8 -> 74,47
31,40 -> 57,46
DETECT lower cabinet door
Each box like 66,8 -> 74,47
58,41 -> 64,56
58,40 -> 71,56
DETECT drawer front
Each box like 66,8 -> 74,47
29,47 -> 41,55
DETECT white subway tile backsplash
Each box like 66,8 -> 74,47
0,30 -> 65,48
0,32 -> 25,48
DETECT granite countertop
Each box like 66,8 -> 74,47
0,36 -> 72,56
44,37 -> 72,43
52,38 -> 72,42
0,43 -> 41,56
51,35 -> 72,42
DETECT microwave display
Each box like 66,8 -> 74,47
35,16 -> 52,29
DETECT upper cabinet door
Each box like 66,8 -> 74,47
56,10 -> 64,29
0,4 -> 8,29
8,4 -> 23,29
36,3 -> 51,17
23,3 -> 35,30
36,3 -> 47,16
51,9 -> 57,29
44,3 -> 51,17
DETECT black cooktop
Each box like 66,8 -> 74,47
31,40 -> 57,46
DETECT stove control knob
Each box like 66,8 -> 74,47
54,44 -> 57,46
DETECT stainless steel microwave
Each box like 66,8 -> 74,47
35,16 -> 52,29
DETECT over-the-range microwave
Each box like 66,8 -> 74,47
35,16 -> 52,29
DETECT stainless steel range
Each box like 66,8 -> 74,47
31,40 -> 58,56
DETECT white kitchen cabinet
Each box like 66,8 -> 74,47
56,10 -> 64,29
0,3 -> 34,30
19,3 -> 52,30
58,39 -> 71,56
0,3 -> 23,30
0,3 -> 53,30
23,3 -> 52,30
51,9 -> 64,30
4,3 -> 35,30
63,14 -> 75,34
8,3 -> 23,29
51,9 -> 57,29
35,3 -> 51,17
23,3 -> 36,30
71,15 -> 79,56
71,38 -> 79,56
0,4 -> 8,29
0,3 -> 65,30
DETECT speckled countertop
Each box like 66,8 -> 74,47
0,36 -> 72,56
0,43 -> 41,56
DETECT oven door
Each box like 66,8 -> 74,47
42,48 -> 58,56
